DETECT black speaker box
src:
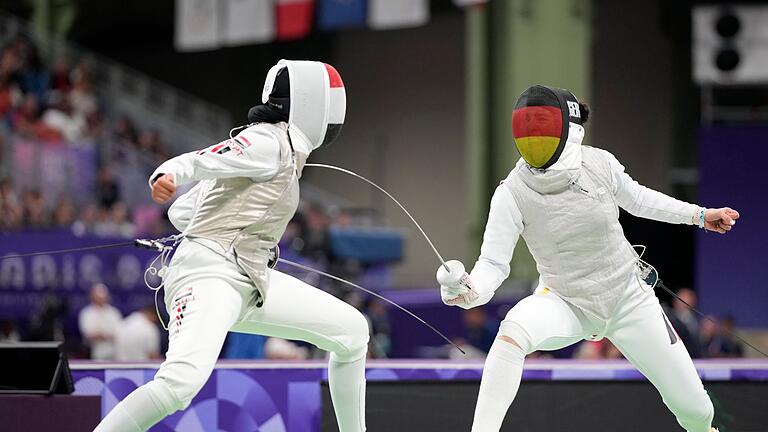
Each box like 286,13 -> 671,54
0,342 -> 74,394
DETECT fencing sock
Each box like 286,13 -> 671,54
471,338 -> 526,432
328,352 -> 367,432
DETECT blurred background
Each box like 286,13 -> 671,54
0,0 -> 766,363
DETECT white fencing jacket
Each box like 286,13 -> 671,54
151,122 -> 305,300
467,146 -> 703,320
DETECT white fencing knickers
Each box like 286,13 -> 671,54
94,240 -> 369,432
472,275 -> 714,432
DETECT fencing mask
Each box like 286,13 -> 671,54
512,85 -> 585,169
256,60 -> 346,154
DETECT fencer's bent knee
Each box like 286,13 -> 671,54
332,309 -> 370,362
498,320 -> 533,354
154,363 -> 212,411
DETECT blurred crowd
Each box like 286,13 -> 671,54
0,279 -> 391,362
0,34 -> 172,237
0,34 -> 170,156
0,172 -> 138,237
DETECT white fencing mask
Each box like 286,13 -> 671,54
261,60 -> 347,154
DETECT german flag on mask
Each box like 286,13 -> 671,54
512,85 -> 582,169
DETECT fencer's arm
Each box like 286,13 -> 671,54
606,150 -> 704,225
466,183 -> 524,307
148,127 -> 281,188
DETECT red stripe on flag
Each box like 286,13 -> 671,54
277,0 -> 315,41
511,106 -> 562,139
324,63 -> 344,88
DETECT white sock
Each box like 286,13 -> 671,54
328,353 -> 367,432
471,339 -> 526,432
94,380 -> 177,432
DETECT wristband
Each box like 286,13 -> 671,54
698,208 -> 706,229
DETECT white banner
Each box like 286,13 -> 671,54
221,0 -> 275,46
368,0 -> 429,30
175,0 -> 220,52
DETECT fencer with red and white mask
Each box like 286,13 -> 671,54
95,60 -> 369,432
436,85 -> 736,432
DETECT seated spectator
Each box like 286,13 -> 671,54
27,289 -> 68,342
364,298 -> 391,358
665,288 -> 703,358
115,305 -> 160,361
0,178 -> 17,205
50,57 -> 71,93
699,316 -> 742,358
96,166 -> 120,209
0,46 -> 22,116
42,90 -> 86,142
0,179 -> 22,229
18,42 -> 50,101
0,319 -> 20,342
672,288 -> 700,340
78,283 -> 123,360
137,129 -> 168,160
94,201 -> 135,238
21,188 -> 49,228
10,93 -> 39,135
0,200 -> 23,229
113,116 -> 138,144
720,315 -> 744,357
52,197 -> 76,228
72,203 -> 99,236
223,332 -> 266,359
462,307 -> 497,354
68,61 -> 98,119
700,317 -> 719,358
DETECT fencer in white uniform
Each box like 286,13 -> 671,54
437,85 -> 737,432
95,60 -> 369,432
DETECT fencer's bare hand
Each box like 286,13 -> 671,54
151,174 -> 176,204
704,207 -> 739,234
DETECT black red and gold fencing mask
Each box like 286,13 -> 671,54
512,85 -> 584,169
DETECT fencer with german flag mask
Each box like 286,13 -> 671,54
95,60 -> 369,432
437,85 -> 737,432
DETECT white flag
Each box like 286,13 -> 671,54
175,0 -> 219,52
221,0 -> 275,46
368,0 -> 429,30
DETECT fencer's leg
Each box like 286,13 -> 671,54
95,279 -> 242,432
608,288 -> 714,432
472,288 -> 586,432
232,269 -> 369,432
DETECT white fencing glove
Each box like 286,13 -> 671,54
436,260 -> 479,308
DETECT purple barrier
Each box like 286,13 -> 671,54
11,138 -> 97,206
71,359 -> 768,432
697,126 -> 768,327
0,233 -> 160,319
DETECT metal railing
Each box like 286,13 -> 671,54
0,14 -> 232,153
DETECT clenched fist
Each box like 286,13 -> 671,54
704,207 -> 740,234
151,174 -> 176,204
